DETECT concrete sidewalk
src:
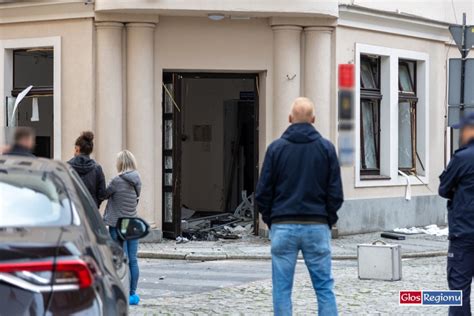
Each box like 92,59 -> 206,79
138,231 -> 448,261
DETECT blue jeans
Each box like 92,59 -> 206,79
109,226 -> 140,296
271,224 -> 337,316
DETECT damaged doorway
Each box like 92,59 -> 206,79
162,73 -> 259,239
6,48 -> 54,158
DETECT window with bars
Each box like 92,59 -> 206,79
398,60 -> 417,173
360,55 -> 382,175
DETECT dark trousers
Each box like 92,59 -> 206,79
447,239 -> 474,316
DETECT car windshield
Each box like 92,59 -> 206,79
0,171 -> 72,227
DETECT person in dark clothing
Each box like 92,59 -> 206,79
68,131 -> 106,208
4,127 -> 36,157
439,112 -> 474,316
256,97 -> 343,316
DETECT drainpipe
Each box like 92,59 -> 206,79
398,170 -> 411,200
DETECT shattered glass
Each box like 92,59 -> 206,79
164,120 -> 173,150
361,100 -> 378,169
398,102 -> 413,169
164,192 -> 173,223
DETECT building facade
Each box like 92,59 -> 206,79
1,0 -> 472,240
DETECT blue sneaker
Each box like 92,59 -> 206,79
129,294 -> 140,305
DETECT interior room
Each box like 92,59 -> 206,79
162,73 -> 258,239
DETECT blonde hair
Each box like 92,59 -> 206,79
116,150 -> 137,173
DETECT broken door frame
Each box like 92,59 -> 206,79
161,71 -> 260,239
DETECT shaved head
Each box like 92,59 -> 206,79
289,97 -> 315,124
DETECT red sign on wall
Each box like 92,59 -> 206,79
338,64 -> 355,89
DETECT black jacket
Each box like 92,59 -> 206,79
255,123 -> 344,228
439,139 -> 474,241
4,144 -> 35,157
68,155 -> 106,208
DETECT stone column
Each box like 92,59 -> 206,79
304,27 -> 333,138
126,23 -> 156,226
272,25 -> 302,138
95,22 -> 124,181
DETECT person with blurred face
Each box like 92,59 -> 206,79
256,97 -> 343,316
5,127 -> 36,157
439,112 -> 474,316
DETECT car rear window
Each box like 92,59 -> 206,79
0,171 -> 72,227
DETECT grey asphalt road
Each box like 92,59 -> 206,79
138,258 -> 275,299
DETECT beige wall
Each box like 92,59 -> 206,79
335,26 -> 448,199
339,0 -> 474,24
154,16 -> 274,226
95,0 -> 339,18
0,11 -> 455,232
0,18 -> 95,160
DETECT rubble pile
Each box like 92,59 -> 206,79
180,192 -> 255,241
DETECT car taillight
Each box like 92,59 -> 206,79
0,258 -> 95,289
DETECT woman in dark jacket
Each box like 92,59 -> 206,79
68,131 -> 106,208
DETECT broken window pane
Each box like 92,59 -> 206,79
399,62 -> 414,93
360,59 -> 377,89
398,102 -> 413,169
164,120 -> 173,150
164,83 -> 174,114
164,192 -> 173,223
164,156 -> 173,169
164,172 -> 172,186
361,100 -> 379,169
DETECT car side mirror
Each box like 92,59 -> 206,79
116,217 -> 150,241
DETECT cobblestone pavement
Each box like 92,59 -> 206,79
131,256 -> 469,315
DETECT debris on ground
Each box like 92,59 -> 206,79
179,191 -> 255,241
393,224 -> 448,237
176,236 -> 190,244
380,232 -> 406,240
181,205 -> 196,220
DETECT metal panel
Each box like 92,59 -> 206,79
358,242 -> 402,281
464,59 -> 474,106
448,59 -> 474,106
448,59 -> 462,106
449,25 -> 464,53
448,105 -> 474,127
467,26 -> 474,49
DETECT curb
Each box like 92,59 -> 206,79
138,250 -> 447,261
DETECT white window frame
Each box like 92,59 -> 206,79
0,36 -> 61,159
355,43 -> 429,187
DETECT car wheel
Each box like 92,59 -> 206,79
116,299 -> 128,316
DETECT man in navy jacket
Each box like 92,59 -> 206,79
439,112 -> 474,316
256,97 -> 343,316
4,127 -> 36,158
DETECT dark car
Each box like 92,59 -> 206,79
0,156 -> 149,315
